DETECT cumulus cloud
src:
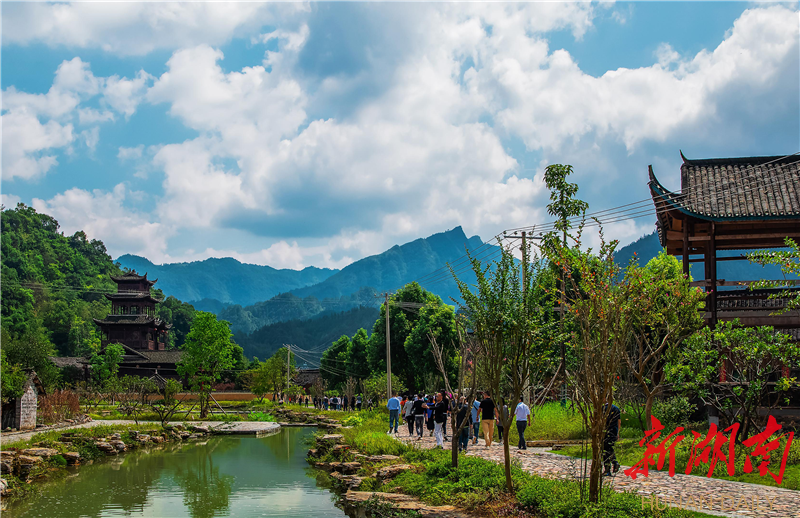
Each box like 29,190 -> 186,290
3,58 -> 155,181
32,184 -> 169,260
2,2 -> 302,56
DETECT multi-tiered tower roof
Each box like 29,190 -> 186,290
94,271 -> 171,351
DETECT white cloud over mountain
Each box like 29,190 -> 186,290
3,4 -> 798,269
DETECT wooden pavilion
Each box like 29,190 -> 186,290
648,153 -> 800,338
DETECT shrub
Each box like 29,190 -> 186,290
38,389 -> 80,424
652,396 -> 694,430
247,412 -> 275,422
342,414 -> 364,427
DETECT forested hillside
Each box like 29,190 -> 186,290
116,254 -> 338,307
1,205 -> 196,388
234,306 -> 379,362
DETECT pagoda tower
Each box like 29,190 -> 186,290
94,271 -> 171,351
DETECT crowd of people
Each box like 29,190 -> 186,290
384,390 -> 621,474
385,390 -> 532,451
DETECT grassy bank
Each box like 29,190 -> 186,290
313,410 -> 715,518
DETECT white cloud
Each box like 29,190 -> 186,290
1,109 -> 73,180
118,145 -> 144,161
2,2 -> 303,56
3,57 -> 155,181
78,108 -> 115,125
1,194 -> 22,208
104,71 -> 153,117
80,127 -> 100,152
32,184 -> 169,260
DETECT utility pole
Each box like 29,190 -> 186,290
503,230 -> 541,406
286,344 -> 291,399
385,292 -> 392,401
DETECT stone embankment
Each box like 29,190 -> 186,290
308,433 -> 470,518
271,408 -> 342,429
0,423 -> 213,500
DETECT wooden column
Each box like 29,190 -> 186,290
710,222 -> 717,328
682,218 -> 690,277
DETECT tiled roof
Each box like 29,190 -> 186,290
111,270 -> 157,285
94,315 -> 172,329
49,356 -> 88,369
293,368 -> 320,386
94,314 -> 157,325
650,154 -> 800,221
105,292 -> 160,301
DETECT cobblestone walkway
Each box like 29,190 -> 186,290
396,430 -> 800,518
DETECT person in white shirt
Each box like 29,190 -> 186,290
514,396 -> 532,450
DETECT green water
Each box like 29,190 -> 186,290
6,428 -> 348,518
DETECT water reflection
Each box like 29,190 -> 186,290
5,428 -> 346,518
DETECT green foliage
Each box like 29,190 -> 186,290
362,372 -> 406,403
0,205 -> 196,387
148,379 -> 185,425
1,325 -> 61,389
177,312 -> 239,417
652,396 -> 694,430
247,411 -> 275,422
364,282 -> 456,391
666,320 -> 799,439
321,335 -> 350,390
89,343 -> 124,385
342,414 -> 364,427
748,237 -> 800,312
543,164 -> 589,239
1,348 -> 26,401
156,295 -> 197,348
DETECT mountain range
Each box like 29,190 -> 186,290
117,227 -> 793,359
115,254 -> 337,307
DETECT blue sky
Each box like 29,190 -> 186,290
2,2 -> 798,269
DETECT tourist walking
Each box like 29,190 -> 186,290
426,396 -> 435,436
479,390 -> 496,447
603,398 -> 622,476
356,395 -> 362,411
323,396 -> 329,410
343,395 -> 349,412
387,392 -> 401,434
515,396 -> 531,450
432,392 -> 447,448
403,395 -> 416,436
413,394 -> 427,439
496,397 -> 508,442
471,393 -> 482,445
456,396 -> 472,452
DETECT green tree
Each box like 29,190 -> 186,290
453,241 -> 557,490
624,252 -> 705,428
666,320 -> 800,440
345,328 -> 371,380
321,336 -> 349,390
1,325 -> 61,389
177,312 -> 238,417
403,299 -> 458,390
148,379 -> 185,425
89,343 -> 124,386
366,282 -> 434,391
1,349 -> 26,402
363,372 -> 405,404
544,229 -> 638,503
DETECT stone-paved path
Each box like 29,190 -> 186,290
0,420 -> 280,446
395,430 -> 800,518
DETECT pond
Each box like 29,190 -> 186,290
5,428 -> 348,518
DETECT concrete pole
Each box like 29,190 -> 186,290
386,293 -> 392,401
